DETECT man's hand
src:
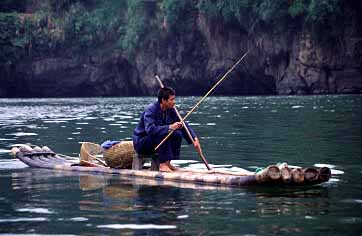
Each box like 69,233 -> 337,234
193,137 -> 202,152
169,122 -> 183,131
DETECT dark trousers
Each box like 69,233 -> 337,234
133,130 -> 182,163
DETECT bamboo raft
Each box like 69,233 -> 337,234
12,145 -> 331,188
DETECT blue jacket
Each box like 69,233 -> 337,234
133,101 -> 196,151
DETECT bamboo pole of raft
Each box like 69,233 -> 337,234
303,168 -> 319,182
278,165 -> 292,183
155,49 -> 250,150
255,165 -> 281,182
291,168 -> 304,183
80,160 -> 107,168
317,167 -> 331,182
155,75 -> 211,170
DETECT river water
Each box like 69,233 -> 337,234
0,95 -> 361,236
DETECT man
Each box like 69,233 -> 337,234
132,87 -> 201,172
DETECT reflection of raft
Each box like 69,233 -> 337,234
13,146 -> 331,188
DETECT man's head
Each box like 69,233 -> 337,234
158,87 -> 176,109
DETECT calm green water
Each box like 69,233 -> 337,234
0,95 -> 361,236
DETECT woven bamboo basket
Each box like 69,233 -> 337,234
103,141 -> 136,169
80,142 -> 104,163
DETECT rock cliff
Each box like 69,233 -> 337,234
1,8 -> 361,97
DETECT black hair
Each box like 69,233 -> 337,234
157,87 -> 175,103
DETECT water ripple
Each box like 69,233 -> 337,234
16,208 -> 54,214
6,132 -> 38,137
0,217 -> 48,222
97,224 -> 177,229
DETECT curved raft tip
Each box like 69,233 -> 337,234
11,147 -> 20,156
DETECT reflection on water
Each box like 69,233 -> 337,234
0,96 -> 362,235
253,186 -> 330,216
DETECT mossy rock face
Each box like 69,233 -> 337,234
104,141 -> 136,169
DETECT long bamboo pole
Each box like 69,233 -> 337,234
155,50 -> 250,150
155,75 -> 211,170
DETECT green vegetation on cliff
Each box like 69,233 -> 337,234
0,0 -> 357,65
0,13 -> 24,65
197,0 -> 345,38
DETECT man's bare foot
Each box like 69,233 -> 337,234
159,163 -> 173,172
166,161 -> 179,171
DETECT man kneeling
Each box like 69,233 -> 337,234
132,87 -> 201,172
